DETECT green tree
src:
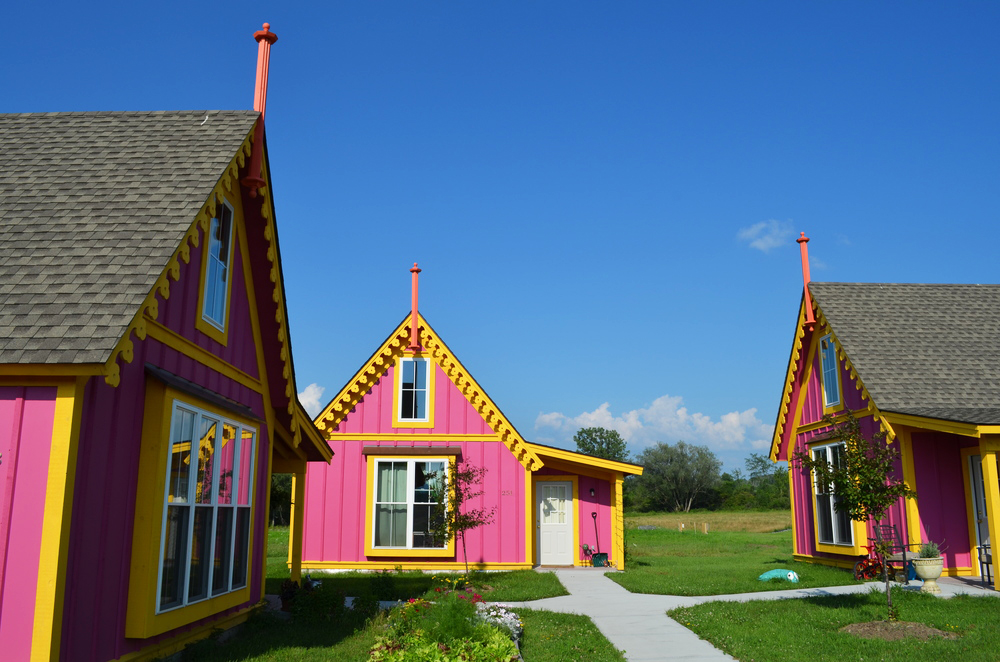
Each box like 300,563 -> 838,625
633,441 -> 721,512
430,463 -> 497,575
573,427 -> 630,462
269,473 -> 292,525
794,412 -> 916,619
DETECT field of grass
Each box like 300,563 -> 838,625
669,587 -> 1000,662
609,513 -> 857,596
627,509 -> 792,533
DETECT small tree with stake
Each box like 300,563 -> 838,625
794,412 -> 916,620
430,462 -> 497,576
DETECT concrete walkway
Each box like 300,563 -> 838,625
499,570 -> 999,662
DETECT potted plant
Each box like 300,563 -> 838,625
911,541 -> 944,594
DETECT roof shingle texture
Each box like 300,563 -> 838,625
0,110 -> 258,364
809,282 -> 1000,425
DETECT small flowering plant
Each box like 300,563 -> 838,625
476,603 -> 523,643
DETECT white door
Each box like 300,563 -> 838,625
970,455 -> 990,547
537,482 -> 573,565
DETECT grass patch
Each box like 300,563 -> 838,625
669,587 -> 999,661
611,525 -> 857,595
628,509 -> 791,533
515,609 -> 626,661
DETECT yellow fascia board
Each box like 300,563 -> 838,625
770,299 -> 809,461
882,412 -> 981,438
300,561 -> 533,571
523,442 -> 643,475
143,319 -> 263,393
294,404 -> 332,462
0,364 -> 104,377
315,313 -> 542,471
363,454 -> 456,558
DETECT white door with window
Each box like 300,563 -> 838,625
537,482 -> 573,565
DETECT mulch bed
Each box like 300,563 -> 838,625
840,621 -> 958,641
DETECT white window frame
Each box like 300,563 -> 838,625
397,357 -> 430,422
371,458 -> 447,550
202,199 -> 235,330
155,399 -> 256,613
811,442 -> 853,546
819,334 -> 841,408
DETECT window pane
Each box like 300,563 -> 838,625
188,507 -> 213,602
413,359 -> 427,389
238,429 -> 254,505
833,496 -> 853,545
816,494 -> 834,544
195,418 -> 217,504
212,508 -> 234,596
377,462 -> 406,503
159,506 -> 189,610
168,409 -> 195,503
414,462 -> 443,503
375,505 -> 407,547
217,424 -> 236,505
402,360 -> 415,389
231,508 -> 251,589
413,389 -> 426,419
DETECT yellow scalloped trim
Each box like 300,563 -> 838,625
770,297 -> 893,460
315,314 -> 543,471
100,122 -> 292,420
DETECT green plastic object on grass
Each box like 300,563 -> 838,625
758,569 -> 799,582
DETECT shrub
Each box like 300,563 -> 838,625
919,541 -> 941,558
291,581 -> 345,624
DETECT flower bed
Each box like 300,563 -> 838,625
369,584 -> 521,662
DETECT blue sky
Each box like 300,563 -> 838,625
8,2 -> 999,470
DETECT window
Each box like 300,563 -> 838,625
158,400 -> 255,612
819,335 -> 841,408
202,200 -> 234,330
398,358 -> 429,422
372,458 -> 446,550
811,443 -> 853,546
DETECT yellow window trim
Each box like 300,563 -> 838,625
364,454 -> 455,558
126,379 -> 258,639
195,194 -> 241,347
144,318 -> 263,394
533,475 -> 580,566
391,354 -> 436,429
299,561 -> 532,571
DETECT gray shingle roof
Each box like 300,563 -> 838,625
0,111 -> 258,364
809,282 -> 1000,425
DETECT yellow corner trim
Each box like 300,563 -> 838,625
363,454 -> 455,558
391,354 -> 436,429
524,465 -> 534,566
144,319 -> 263,393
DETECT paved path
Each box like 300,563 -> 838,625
499,570 -> 999,662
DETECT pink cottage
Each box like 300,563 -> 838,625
772,234 -> 1000,587
298,267 -> 643,573
0,25 -> 332,661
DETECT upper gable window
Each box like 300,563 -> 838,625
202,200 -> 235,330
819,335 -> 841,408
399,357 -> 429,422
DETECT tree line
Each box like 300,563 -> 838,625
573,427 -> 789,512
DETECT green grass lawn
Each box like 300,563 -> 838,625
515,609 -> 626,661
669,587 -> 1000,662
609,521 -> 859,596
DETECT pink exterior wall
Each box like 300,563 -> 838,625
0,387 -> 57,660
535,467 -> 614,565
910,431 -> 978,570
59,224 -> 273,660
305,439 -> 526,565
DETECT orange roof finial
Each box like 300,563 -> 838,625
797,232 -> 816,330
253,23 -> 279,118
408,263 -> 422,351
242,22 -> 278,198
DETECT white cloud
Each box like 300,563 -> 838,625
534,394 -> 774,466
298,383 -> 326,418
737,219 -> 795,253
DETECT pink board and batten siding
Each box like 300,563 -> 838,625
58,227 -> 271,662
304,362 -> 528,565
0,386 -> 57,660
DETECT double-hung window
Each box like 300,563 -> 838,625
819,335 -> 841,409
811,443 -> 853,546
202,200 -> 234,331
398,358 -> 429,422
372,458 -> 446,550
158,400 -> 255,612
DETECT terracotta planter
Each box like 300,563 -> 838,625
912,557 -> 944,594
